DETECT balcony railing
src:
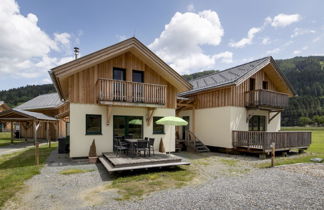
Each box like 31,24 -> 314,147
97,78 -> 167,105
232,130 -> 311,152
245,89 -> 289,109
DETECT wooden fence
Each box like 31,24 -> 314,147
232,130 -> 311,152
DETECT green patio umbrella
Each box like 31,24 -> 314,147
156,116 -> 188,126
156,116 -> 188,153
129,119 -> 142,125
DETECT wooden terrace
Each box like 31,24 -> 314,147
99,152 -> 190,172
232,130 -> 312,154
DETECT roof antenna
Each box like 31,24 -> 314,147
74,47 -> 80,59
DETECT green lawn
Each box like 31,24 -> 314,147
0,143 -> 57,207
0,132 -> 25,147
259,127 -> 324,167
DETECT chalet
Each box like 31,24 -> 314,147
177,56 -> 311,156
49,37 -> 191,157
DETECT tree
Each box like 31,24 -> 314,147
299,117 -> 312,126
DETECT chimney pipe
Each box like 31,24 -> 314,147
74,47 -> 79,59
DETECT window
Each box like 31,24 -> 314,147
262,81 -> 268,89
86,115 -> 102,135
249,115 -> 266,131
153,117 -> 165,134
132,70 -> 144,83
249,78 -> 255,90
113,67 -> 126,81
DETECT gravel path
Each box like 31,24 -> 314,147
4,150 -> 324,210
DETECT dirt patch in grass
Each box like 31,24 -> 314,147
106,166 -> 196,201
60,168 -> 95,175
0,143 -> 57,207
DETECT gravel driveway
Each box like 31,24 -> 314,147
4,150 -> 324,210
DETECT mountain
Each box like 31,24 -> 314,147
0,84 -> 56,107
277,56 -> 324,126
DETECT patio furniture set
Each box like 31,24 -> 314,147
113,136 -> 155,157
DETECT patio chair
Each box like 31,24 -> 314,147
149,138 -> 155,155
136,140 -> 148,157
115,138 -> 128,156
144,137 -> 148,141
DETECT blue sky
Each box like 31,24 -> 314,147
0,0 -> 323,90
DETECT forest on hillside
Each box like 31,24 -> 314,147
0,84 -> 56,107
0,56 -> 323,126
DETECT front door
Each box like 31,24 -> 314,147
182,116 -> 190,139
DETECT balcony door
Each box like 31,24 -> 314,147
113,68 -> 126,101
113,116 -> 143,139
132,70 -> 144,102
248,115 -> 266,131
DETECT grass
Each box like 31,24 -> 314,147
60,168 -> 95,175
0,132 -> 25,147
0,143 -> 57,207
219,158 -> 238,167
258,127 -> 324,168
106,166 -> 195,200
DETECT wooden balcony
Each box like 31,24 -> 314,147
96,78 -> 167,106
232,130 -> 311,153
245,89 -> 289,110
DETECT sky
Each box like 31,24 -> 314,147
0,0 -> 324,90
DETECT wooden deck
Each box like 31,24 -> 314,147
99,152 -> 190,172
232,130 -> 312,153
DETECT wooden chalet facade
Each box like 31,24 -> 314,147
49,37 -> 191,157
177,57 -> 311,155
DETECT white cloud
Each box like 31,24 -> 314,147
261,37 -> 271,45
229,27 -> 261,48
116,34 -> 128,41
0,0 -> 75,82
293,50 -> 302,55
291,28 -> 316,38
266,48 -> 280,54
149,10 -> 227,74
187,4 -> 195,12
268,14 -> 301,28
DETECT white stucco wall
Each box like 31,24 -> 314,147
69,103 -> 175,158
179,106 -> 281,149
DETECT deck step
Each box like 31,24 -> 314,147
99,155 -> 190,172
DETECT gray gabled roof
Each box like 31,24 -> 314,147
179,56 -> 294,96
13,109 -> 57,121
0,108 -> 57,121
15,93 -> 63,110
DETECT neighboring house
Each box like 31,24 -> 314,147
49,37 -> 192,158
177,57 -> 311,155
14,93 -> 68,140
0,101 -> 11,132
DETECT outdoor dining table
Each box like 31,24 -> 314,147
124,139 -> 140,157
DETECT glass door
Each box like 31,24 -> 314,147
113,67 -> 126,101
113,116 -> 143,139
132,70 -> 144,102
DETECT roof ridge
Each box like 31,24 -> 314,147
189,56 -> 271,82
